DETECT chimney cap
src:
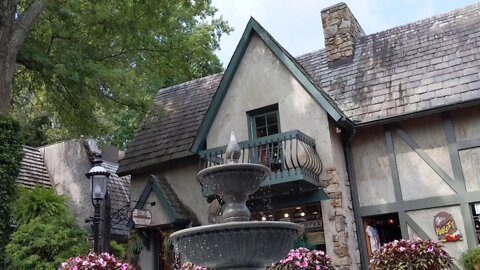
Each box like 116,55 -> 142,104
321,2 -> 348,13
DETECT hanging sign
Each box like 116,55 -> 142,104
133,209 -> 152,226
433,211 -> 462,242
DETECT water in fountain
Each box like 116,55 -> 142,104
170,132 -> 303,270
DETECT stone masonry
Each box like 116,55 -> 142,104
321,2 -> 364,64
321,167 -> 360,269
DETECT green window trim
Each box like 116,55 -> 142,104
247,104 -> 280,140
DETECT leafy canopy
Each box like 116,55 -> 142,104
12,0 -> 231,148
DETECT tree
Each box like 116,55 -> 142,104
2,0 -> 231,148
6,187 -> 89,270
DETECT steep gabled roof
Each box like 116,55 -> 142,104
298,2 -> 480,124
103,161 -> 131,236
117,74 -> 222,175
118,3 -> 480,174
128,175 -> 192,228
190,17 -> 352,153
17,146 -> 52,188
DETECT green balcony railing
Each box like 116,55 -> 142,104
198,130 -> 323,195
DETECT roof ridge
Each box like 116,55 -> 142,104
155,72 -> 223,96
362,2 -> 480,40
152,2 -> 480,96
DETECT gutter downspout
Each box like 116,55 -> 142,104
342,126 -> 370,269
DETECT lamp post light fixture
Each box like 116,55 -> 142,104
86,157 -> 110,253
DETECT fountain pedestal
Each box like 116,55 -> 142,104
171,132 -> 303,269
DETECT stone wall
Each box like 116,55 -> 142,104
321,2 -> 364,64
321,167 -> 360,269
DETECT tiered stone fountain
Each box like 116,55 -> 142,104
171,132 -> 303,270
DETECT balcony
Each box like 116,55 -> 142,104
198,130 -> 324,197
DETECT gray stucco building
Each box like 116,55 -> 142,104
118,2 -> 480,269
17,140 -> 131,249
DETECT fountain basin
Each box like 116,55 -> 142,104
171,221 -> 303,270
197,163 -> 271,196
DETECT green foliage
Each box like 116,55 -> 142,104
11,187 -> 68,225
6,217 -> 89,270
18,115 -> 51,147
370,239 -> 453,270
12,0 -> 231,149
126,232 -> 144,267
110,240 -> 126,260
6,187 -> 89,270
461,247 -> 480,270
0,115 -> 23,268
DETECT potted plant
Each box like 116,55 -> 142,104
266,247 -> 334,270
460,247 -> 480,270
369,239 -> 453,270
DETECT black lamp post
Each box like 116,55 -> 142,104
86,157 -> 110,253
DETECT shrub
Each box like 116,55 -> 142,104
11,187 -> 68,225
6,187 -> 89,269
370,239 -> 453,270
460,247 -> 480,270
0,115 -> 23,268
6,216 -> 89,270
59,253 -> 137,270
266,247 -> 334,270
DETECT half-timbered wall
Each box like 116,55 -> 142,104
349,106 -> 480,269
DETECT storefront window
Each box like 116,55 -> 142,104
251,204 -> 326,252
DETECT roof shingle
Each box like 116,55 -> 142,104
118,3 -> 480,175
17,146 -> 52,188
118,73 -> 222,175
297,2 -> 480,123
104,161 -> 131,236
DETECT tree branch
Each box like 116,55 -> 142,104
9,0 -> 46,55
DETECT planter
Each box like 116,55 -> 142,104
474,264 -> 480,270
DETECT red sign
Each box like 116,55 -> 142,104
433,211 -> 462,242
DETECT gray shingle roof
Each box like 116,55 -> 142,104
104,161 -> 131,236
152,175 -> 192,224
117,73 -> 222,175
298,2 -> 480,123
118,3 -> 480,174
17,146 -> 52,188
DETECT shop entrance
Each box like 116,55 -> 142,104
363,213 -> 402,258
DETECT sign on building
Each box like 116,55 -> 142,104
433,211 -> 462,242
133,209 -> 152,226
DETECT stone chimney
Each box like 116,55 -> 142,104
321,3 -> 364,66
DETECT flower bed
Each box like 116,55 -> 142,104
267,247 -> 334,270
370,239 -> 453,270
60,253 -> 136,270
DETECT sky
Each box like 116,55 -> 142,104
211,0 -> 479,66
